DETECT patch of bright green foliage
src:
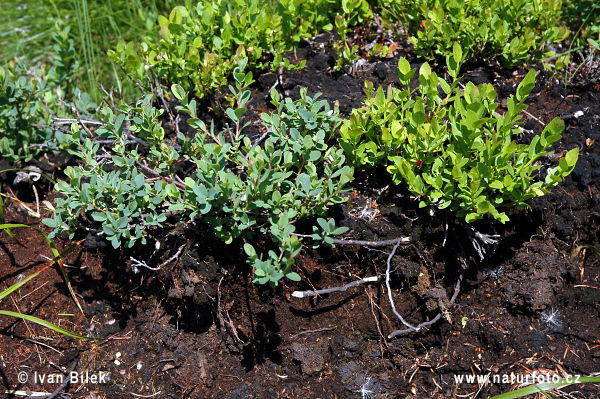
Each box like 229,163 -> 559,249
109,0 -> 370,99
339,44 -> 579,223
332,0 -> 373,70
0,28 -> 81,163
44,60 -> 353,286
377,0 -> 569,66
0,0 -> 177,100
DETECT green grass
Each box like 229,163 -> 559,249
0,0 -> 177,100
490,376 -> 600,399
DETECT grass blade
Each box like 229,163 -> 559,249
0,238 -> 82,303
490,377 -> 600,399
0,223 -> 85,314
0,310 -> 97,340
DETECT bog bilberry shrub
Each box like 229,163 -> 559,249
44,60 -> 353,286
340,45 -> 578,223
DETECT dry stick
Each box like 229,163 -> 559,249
289,326 -> 336,340
72,96 -> 94,138
291,276 -> 379,298
291,236 -> 411,297
53,117 -> 105,126
388,267 -> 464,339
522,109 -> 546,126
158,244 -> 185,268
136,162 -> 186,189
385,240 -> 419,332
30,356 -> 79,399
333,236 -> 411,247
292,235 -> 464,338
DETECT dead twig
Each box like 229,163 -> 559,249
130,257 -> 161,273
289,327 -> 336,340
388,261 -> 464,338
27,355 -> 78,399
158,244 -> 185,268
333,236 -> 411,247
291,276 -> 378,298
136,162 -> 186,189
386,240 -> 419,332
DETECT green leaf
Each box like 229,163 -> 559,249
419,62 -> 431,79
317,218 -> 329,231
116,217 -> 128,229
332,226 -> 349,235
244,243 -> 256,258
297,173 -> 311,192
226,107 -> 239,122
452,42 -> 462,64
286,272 -> 301,281
516,69 -> 536,102
168,203 -> 187,211
91,211 -> 107,222
564,147 -> 578,167
171,84 -> 186,101
541,117 -> 564,145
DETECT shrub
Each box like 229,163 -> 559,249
0,28 -> 81,163
109,0 -> 371,99
376,0 -> 568,66
45,60 -> 353,286
339,46 -> 578,223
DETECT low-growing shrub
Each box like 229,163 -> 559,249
45,60 -> 353,285
0,28 -> 81,163
376,0 -> 568,66
339,46 -> 578,223
109,0 -> 371,99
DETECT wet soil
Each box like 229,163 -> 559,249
1,32 -> 599,399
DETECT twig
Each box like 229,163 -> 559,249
99,83 -> 116,109
130,392 -> 162,398
72,96 -> 94,138
158,244 -> 185,268
385,240 -> 419,332
130,257 -> 161,273
136,162 -> 185,189
252,130 -> 269,147
388,265 -> 464,338
467,226 -> 499,261
264,66 -> 284,101
333,236 -> 411,247
35,356 -> 78,399
522,109 -> 546,126
23,338 -> 62,354
53,117 -> 105,126
289,327 -> 336,340
32,184 -> 40,218
291,276 -> 379,298
574,285 -> 600,290
3,391 -> 54,398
